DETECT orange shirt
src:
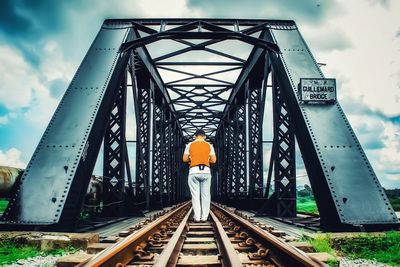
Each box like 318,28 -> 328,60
184,139 -> 215,168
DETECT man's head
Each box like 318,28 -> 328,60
194,129 -> 206,139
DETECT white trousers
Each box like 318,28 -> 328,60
188,173 -> 211,221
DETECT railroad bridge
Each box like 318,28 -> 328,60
1,18 -> 398,232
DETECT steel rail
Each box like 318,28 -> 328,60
153,207 -> 192,266
209,209 -> 242,267
154,207 -> 242,267
212,203 -> 325,267
79,201 -> 191,267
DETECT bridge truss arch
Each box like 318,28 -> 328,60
1,19 -> 398,231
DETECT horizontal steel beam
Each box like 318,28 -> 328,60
121,32 -> 279,54
156,62 -> 244,66
104,18 -> 296,27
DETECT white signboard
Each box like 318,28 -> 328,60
299,78 -> 336,103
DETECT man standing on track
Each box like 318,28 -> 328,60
183,129 -> 217,222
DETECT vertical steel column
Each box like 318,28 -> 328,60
272,74 -> 296,217
235,105 -> 247,196
226,114 -> 235,197
223,122 -> 229,198
245,81 -> 251,197
102,75 -> 127,216
147,81 -> 155,210
219,122 -> 228,199
247,76 -> 265,198
151,104 -> 163,208
216,126 -> 224,198
162,108 -> 171,205
170,122 -> 175,202
134,69 -> 152,209
175,124 -> 187,201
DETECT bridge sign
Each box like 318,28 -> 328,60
299,78 -> 336,103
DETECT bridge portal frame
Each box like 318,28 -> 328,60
1,19 -> 397,232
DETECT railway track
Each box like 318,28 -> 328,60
77,202 -> 325,267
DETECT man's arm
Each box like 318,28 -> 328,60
183,154 -> 190,163
209,144 -> 217,164
183,144 -> 190,163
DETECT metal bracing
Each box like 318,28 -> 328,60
161,107 -> 171,205
246,57 -> 270,198
134,67 -> 152,209
152,105 -> 163,207
103,75 -> 127,216
272,75 -> 297,218
222,122 -> 229,198
226,117 -> 235,197
215,125 -> 224,198
234,105 -> 247,196
115,19 -> 280,139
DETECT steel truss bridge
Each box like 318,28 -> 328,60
1,19 -> 398,231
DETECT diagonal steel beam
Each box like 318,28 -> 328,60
218,32 -> 268,130
130,29 -> 178,120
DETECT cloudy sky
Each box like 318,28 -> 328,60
0,0 -> 399,188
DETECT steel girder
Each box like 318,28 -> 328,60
103,76 -> 127,216
1,26 -> 131,229
152,105 -> 163,208
272,74 -> 297,218
266,23 -> 398,230
215,56 -> 267,202
134,66 -> 152,209
234,106 -> 247,196
161,108 -> 172,205
247,56 -> 269,198
132,64 -> 187,209
113,19 -> 280,139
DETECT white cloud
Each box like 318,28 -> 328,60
0,148 -> 26,168
0,115 -> 9,125
136,0 -> 203,17
0,45 -> 61,128
0,46 -> 37,110
41,41 -> 74,82
302,0 -> 400,117
347,113 -> 400,187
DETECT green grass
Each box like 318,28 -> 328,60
308,233 -> 334,253
326,259 -> 340,267
0,199 -> 8,213
297,196 -> 319,214
303,231 -> 400,266
388,196 -> 400,211
296,192 -> 399,214
302,233 -> 339,266
0,241 -> 76,266
0,242 -> 39,265
334,231 -> 400,266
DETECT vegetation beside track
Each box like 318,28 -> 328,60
303,231 -> 400,266
386,189 -> 400,211
297,185 -> 319,215
0,199 -> 8,213
297,196 -> 318,214
296,186 -> 400,215
0,241 -> 77,266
